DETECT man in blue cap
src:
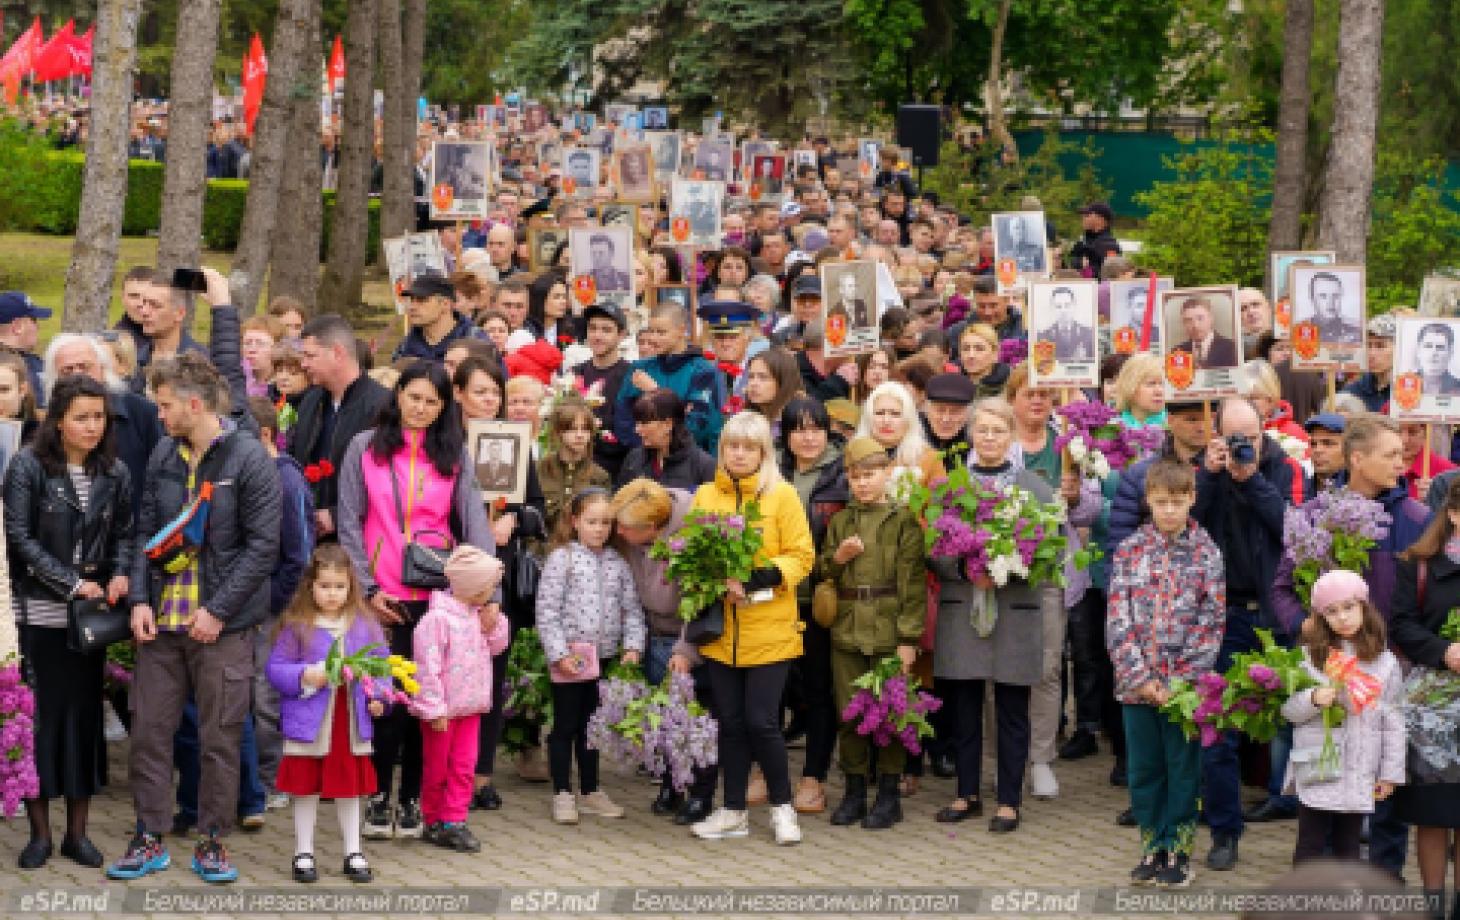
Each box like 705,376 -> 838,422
0,291 -> 52,407
1304,413 -> 1347,496
698,298 -> 764,398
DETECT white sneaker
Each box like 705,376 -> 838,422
578,790 -> 625,818
552,791 -> 580,825
691,807 -> 749,840
769,803 -> 802,845
266,792 -> 291,811
103,700 -> 128,742
1029,762 -> 1059,799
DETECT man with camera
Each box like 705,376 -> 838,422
1190,397 -> 1303,873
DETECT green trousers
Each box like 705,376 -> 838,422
831,647 -> 907,778
1123,703 -> 1201,857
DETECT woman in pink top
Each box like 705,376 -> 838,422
335,361 -> 495,843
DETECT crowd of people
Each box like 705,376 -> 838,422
0,107 -> 1456,915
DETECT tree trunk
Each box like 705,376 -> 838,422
1268,0 -> 1315,255
1315,0 -> 1384,264
268,0 -> 324,311
154,0 -> 222,277
400,0 -> 426,231
63,0 -> 145,332
984,0 -> 1017,164
377,0 -> 411,242
317,0 -> 378,316
230,0 -> 317,315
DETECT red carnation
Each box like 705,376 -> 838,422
303,464 -> 322,483
318,459 -> 335,477
723,396 -> 745,415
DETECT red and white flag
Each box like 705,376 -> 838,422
328,34 -> 345,92
242,33 -> 268,134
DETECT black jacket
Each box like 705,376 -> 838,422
391,313 -> 489,364
111,389 -> 163,527
129,423 -> 281,634
615,442 -> 717,493
796,351 -> 852,402
779,447 -> 848,552
286,374 -> 391,515
4,449 -> 133,605
1392,553 -> 1460,671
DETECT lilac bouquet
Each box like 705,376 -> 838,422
650,504 -> 764,620
1162,629 -> 1318,746
588,669 -> 718,791
1053,401 -> 1165,480
0,662 -> 39,817
998,338 -> 1028,366
841,657 -> 942,755
1283,488 -> 1391,606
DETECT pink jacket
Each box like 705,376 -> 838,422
409,590 -> 510,720
359,431 -> 457,602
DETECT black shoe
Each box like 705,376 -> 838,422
420,822 -> 444,846
471,785 -> 503,811
861,774 -> 903,829
1243,800 -> 1297,823
1206,836 -> 1238,871
395,799 -> 423,839
651,785 -> 684,816
934,797 -> 982,823
1116,807 -> 1136,827
1110,759 -> 1128,787
292,852 -> 317,884
362,795 -> 393,840
829,775 -> 867,826
931,754 -> 957,778
170,812 -> 195,837
674,796 -> 713,826
1157,852 -> 1194,888
988,809 -> 1020,833
1130,850 -> 1167,886
435,822 -> 481,853
343,852 -> 372,883
1058,730 -> 1099,760
17,838 -> 51,870
59,835 -> 103,868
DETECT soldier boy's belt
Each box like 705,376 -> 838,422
839,586 -> 897,601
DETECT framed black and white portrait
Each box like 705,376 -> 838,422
1160,286 -> 1243,399
429,141 -> 491,220
1270,250 -> 1336,336
1289,264 -> 1366,372
1107,277 -> 1173,354
669,178 -> 724,248
694,138 -> 734,182
1419,275 -> 1460,319
569,226 -> 635,299
528,228 -> 567,273
642,106 -> 669,130
821,260 -> 879,358
613,143 -> 655,203
646,131 -> 681,180
1392,317 -> 1460,423
559,146 -> 601,197
1028,280 -> 1099,388
992,211 -> 1049,276
468,420 -> 531,504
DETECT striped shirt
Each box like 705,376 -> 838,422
19,466 -> 91,629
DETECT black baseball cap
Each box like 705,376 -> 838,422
1080,202 -> 1115,223
403,272 -> 455,300
791,274 -> 822,298
583,302 -> 626,330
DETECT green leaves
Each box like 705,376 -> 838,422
651,503 -> 765,622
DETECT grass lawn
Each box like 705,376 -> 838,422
0,232 -> 399,348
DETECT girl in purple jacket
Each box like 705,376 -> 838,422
267,546 -> 388,885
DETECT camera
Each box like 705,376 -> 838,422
1225,433 -> 1257,465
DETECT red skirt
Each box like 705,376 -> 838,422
275,687 -> 378,799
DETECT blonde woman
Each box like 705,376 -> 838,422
1112,353 -> 1167,428
688,412 -> 815,847
855,381 -> 944,498
955,323 -> 1010,398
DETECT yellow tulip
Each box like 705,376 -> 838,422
401,677 -> 421,696
387,655 -> 405,667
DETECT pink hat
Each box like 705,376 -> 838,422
444,545 -> 504,600
1310,569 -> 1368,612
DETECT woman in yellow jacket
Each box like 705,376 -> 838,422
684,411 -> 815,846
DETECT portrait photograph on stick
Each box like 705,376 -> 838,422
694,137 -> 733,182
1269,250 -> 1335,336
559,146 -> 601,197
528,227 -> 567,272
428,140 -> 491,220
1289,264 -> 1366,372
646,131 -> 681,179
669,178 -> 723,247
569,226 -> 635,300
1028,280 -> 1099,388
750,154 -> 786,197
468,420 -> 531,504
820,260 -> 879,358
1159,285 -> 1243,399
1108,277 -> 1173,354
991,211 -> 1049,276
613,143 -> 655,202
1392,317 -> 1460,423
1419,274 -> 1460,318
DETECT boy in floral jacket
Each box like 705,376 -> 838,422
1107,458 -> 1225,889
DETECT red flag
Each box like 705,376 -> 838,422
1139,270 -> 1158,352
328,35 -> 345,91
0,16 -> 44,82
242,33 -> 268,135
70,26 -> 93,78
30,19 -> 77,83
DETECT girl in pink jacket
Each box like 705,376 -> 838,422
410,545 -> 508,853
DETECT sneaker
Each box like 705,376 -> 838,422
1156,852 -> 1194,888
578,790 -> 626,818
435,822 -> 481,853
1029,763 -> 1059,800
692,807 -> 749,840
238,813 -> 265,832
395,799 -> 423,839
362,795 -> 394,840
769,803 -> 802,845
191,832 -> 238,884
103,700 -> 128,742
552,791 -> 580,825
1206,836 -> 1238,871
421,821 -> 445,846
1130,850 -> 1167,886
106,824 -> 170,880
266,793 -> 291,812
471,785 -> 503,811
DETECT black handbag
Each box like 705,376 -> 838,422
68,596 -> 131,654
389,462 -> 453,590
683,600 -> 725,646
510,540 -> 541,606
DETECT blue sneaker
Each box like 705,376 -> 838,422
191,832 -> 238,884
105,824 -> 171,879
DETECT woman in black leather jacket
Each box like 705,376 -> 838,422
4,375 -> 132,870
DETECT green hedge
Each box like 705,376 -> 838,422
1,124 -> 377,262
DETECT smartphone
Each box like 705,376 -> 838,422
172,268 -> 207,292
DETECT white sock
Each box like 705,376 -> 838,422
337,796 -> 363,856
293,795 -> 319,856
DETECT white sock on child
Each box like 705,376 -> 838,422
337,796 -> 363,855
293,795 -> 319,855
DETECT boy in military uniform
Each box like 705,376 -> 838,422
819,437 -> 926,830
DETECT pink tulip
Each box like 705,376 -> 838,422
342,665 -> 355,682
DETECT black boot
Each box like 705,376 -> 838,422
829,775 -> 867,826
861,773 -> 903,829
651,784 -> 683,816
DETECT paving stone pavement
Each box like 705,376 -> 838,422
0,737 -> 1414,920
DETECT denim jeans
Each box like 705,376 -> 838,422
1263,722 -> 1299,813
644,635 -> 679,686
175,699 -> 266,822
1367,796 -> 1409,879
1200,605 -> 1261,841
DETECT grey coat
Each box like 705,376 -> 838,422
930,468 -> 1060,686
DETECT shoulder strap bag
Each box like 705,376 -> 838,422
389,451 -> 452,591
